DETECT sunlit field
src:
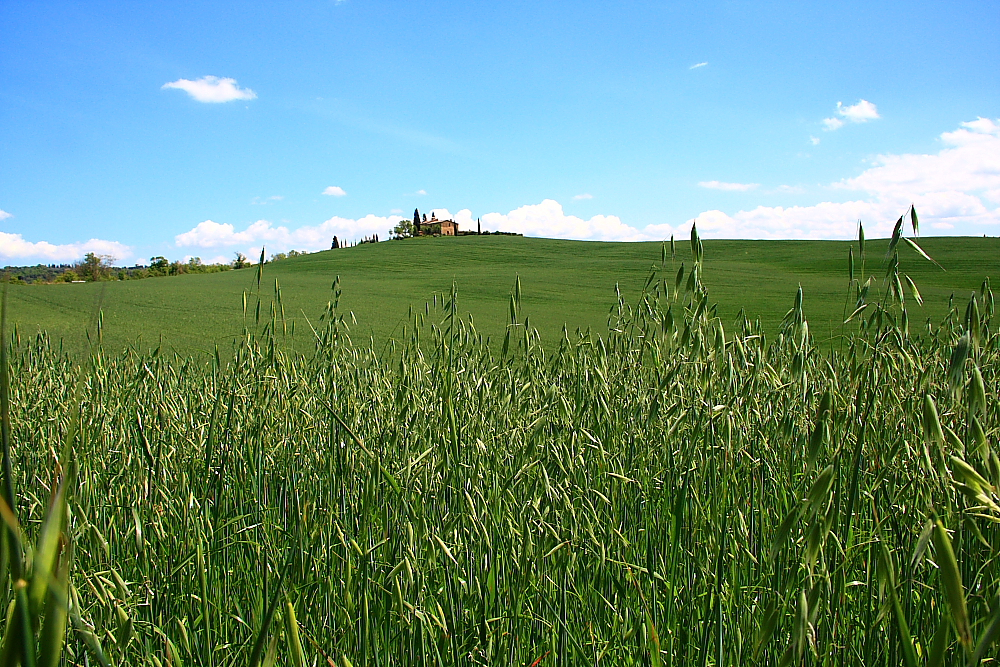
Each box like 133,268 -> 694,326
2,222 -> 999,665
6,234 -> 999,357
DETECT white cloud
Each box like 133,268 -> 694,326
823,99 -> 880,131
390,208 -> 403,214
838,99 -> 880,123
693,202 -> 880,239
690,62 -> 708,69
175,215 -> 403,257
415,189 -> 427,195
698,180 -> 759,192
0,233 -> 132,264
176,220 -> 246,247
836,117 -> 1000,197
823,117 -> 845,131
322,186 -> 347,197
692,117 -> 1000,239
961,117 -> 999,134
478,200 -> 652,242
161,76 -> 256,103
810,136 -> 821,145
0,209 -> 11,220
454,209 -> 475,227
573,193 -> 593,200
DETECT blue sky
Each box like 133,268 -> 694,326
2,0 -> 998,265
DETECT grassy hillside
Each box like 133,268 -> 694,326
5,234 -> 1000,355
5,246 -> 999,665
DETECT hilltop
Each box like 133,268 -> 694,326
5,234 -> 999,356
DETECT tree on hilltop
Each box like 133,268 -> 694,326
78,252 -> 115,281
393,219 -> 414,239
148,256 -> 170,276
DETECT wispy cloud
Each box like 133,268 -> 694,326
322,186 -> 346,197
304,99 -> 464,155
810,136 -> 821,145
415,189 -> 427,196
769,185 -> 805,194
694,117 -> 1000,239
823,117 -> 845,131
0,233 -> 132,264
823,99 -> 879,131
251,195 -> 283,205
0,209 -> 11,220
161,76 -> 257,103
573,193 -> 593,200
689,62 -> 708,69
698,180 -> 759,192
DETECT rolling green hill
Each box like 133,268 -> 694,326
5,234 -> 999,356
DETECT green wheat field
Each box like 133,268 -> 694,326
6,234 -> 1000,355
2,228 -> 1000,665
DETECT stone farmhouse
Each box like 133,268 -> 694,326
415,211 -> 458,236
407,208 -> 521,238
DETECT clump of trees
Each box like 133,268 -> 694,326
79,252 -> 116,280
268,250 -> 305,262
392,219 -> 414,239
140,256 -> 235,277
3,253 -> 236,284
3,264 -> 75,283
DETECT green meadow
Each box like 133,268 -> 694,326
5,234 -> 1000,355
3,226 -> 1000,665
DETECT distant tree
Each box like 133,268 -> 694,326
148,256 -> 170,276
413,209 -> 421,236
233,252 -> 249,269
57,270 -> 80,283
79,252 -> 115,281
331,236 -> 340,249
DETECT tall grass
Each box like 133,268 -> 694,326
0,216 -> 998,665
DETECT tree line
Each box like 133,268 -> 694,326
3,252 -> 237,284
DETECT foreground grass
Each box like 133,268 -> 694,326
6,234 -> 1000,356
2,226 -> 999,665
